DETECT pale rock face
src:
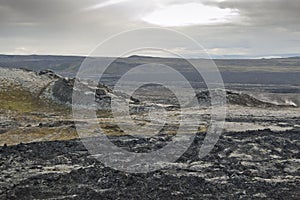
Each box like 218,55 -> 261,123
0,68 -> 53,94
0,68 -> 115,110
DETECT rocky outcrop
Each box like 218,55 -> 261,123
39,69 -> 115,110
0,68 -> 53,94
0,68 -> 115,110
196,90 -> 297,108
0,67 -> 297,115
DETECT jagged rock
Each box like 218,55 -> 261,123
37,120 -> 87,128
196,90 -> 297,108
38,69 -> 62,79
0,129 -> 299,199
0,68 -> 119,111
37,120 -> 75,128
2,68 -> 296,113
226,91 -> 283,107
51,78 -> 74,104
0,68 -> 53,94
130,96 -> 140,104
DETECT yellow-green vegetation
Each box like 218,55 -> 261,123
0,88 -> 208,146
0,88 -> 76,146
99,122 -> 125,136
96,110 -> 113,118
0,127 -> 78,146
0,88 -> 70,114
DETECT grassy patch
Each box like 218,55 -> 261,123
0,127 -> 78,146
0,88 -> 70,114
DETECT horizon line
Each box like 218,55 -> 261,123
0,53 -> 300,60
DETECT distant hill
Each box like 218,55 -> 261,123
0,55 -> 300,75
0,55 -> 85,73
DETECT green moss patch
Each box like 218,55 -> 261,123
0,88 -> 70,114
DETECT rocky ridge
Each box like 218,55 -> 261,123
1,68 -> 298,112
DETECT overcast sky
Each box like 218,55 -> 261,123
0,0 -> 300,58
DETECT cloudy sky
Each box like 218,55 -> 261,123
0,0 -> 300,58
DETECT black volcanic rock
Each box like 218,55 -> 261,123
52,78 -> 75,104
0,129 -> 300,199
38,69 -> 62,79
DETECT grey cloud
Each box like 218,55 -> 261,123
0,0 -> 299,57
216,0 -> 300,28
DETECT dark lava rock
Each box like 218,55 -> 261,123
39,69 -> 62,79
226,91 -> 277,108
50,76 -> 114,111
0,129 -> 300,199
52,78 -> 74,104
38,120 -> 75,128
